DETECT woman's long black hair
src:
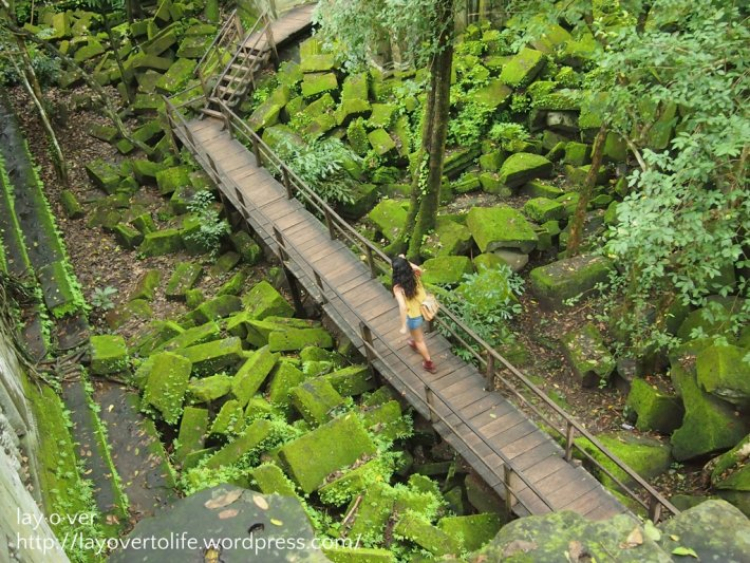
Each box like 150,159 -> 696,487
392,257 -> 418,300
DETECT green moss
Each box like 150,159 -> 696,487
252,463 -> 298,496
523,197 -> 565,223
230,230 -> 262,265
301,72 -> 338,98
155,166 -> 190,196
158,321 -> 221,352
191,295 -> 243,324
241,280 -> 295,319
466,205 -> 538,253
139,228 -> 185,256
626,378 -> 684,433
248,85 -> 291,132
210,399 -> 246,436
367,199 -> 408,242
290,378 -> 345,425
324,365 -> 375,396
438,513 -> 502,552
529,254 -> 613,307
499,152 -> 553,189
188,373 -> 233,403
203,419 -> 274,469
231,346 -> 278,405
421,255 -> 473,285
268,327 -> 334,352
143,351 -> 192,424
279,413 -> 376,493
267,362 -> 306,407
130,269 -> 161,301
394,510 -> 459,556
322,546 -> 394,562
319,457 -> 395,506
696,344 -> 750,407
179,337 -> 245,376
174,406 -> 209,463
561,322 -> 615,387
165,262 -> 202,300
499,47 -> 546,87
90,334 -> 129,375
347,117 -> 371,155
367,128 -> 397,156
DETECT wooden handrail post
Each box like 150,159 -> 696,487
485,353 -> 495,392
648,496 -> 663,524
252,136 -> 263,167
564,421 -> 575,462
504,464 -> 516,519
365,246 -> 377,279
314,271 -> 328,304
263,14 -> 279,67
424,384 -> 437,423
323,208 -> 335,239
359,322 -> 376,375
273,227 -> 288,261
282,168 -> 293,199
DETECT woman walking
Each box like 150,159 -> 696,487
392,255 -> 437,374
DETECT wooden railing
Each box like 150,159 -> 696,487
163,95 -> 680,522
195,9 -> 244,94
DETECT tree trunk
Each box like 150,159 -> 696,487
405,0 -> 454,260
566,124 -> 607,257
11,45 -> 69,186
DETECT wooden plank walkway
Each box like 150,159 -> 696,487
244,3 -> 316,53
177,116 -> 631,521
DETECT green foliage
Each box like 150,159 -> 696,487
184,190 -> 230,257
591,0 -> 750,355
90,286 -> 118,311
274,137 -> 359,205
438,265 -> 525,360
448,100 -> 494,146
488,121 -> 530,151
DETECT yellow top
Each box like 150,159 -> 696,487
405,281 -> 426,318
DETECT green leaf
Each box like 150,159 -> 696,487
671,546 -> 698,558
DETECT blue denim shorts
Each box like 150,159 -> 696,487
406,315 -> 424,330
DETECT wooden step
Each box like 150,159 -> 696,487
200,108 -> 224,119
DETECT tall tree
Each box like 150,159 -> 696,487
314,0 -> 456,260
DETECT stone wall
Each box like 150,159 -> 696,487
0,330 -> 68,562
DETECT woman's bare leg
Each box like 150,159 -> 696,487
409,327 -> 431,362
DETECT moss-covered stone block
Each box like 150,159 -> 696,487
74,39 -> 105,62
695,344 -> 750,408
130,269 -> 161,301
188,373 -> 233,403
529,254 -> 614,307
156,166 -> 190,196
248,85 -> 291,132
159,321 -> 220,352
322,547 -> 394,563
576,432 -> 672,490
180,337 -> 245,376
466,205 -> 538,253
421,216 -> 472,260
710,434 -> 750,493
498,152 -> 553,189
60,189 -> 84,219
290,378 -> 345,425
361,400 -> 410,442
174,406 -> 208,463
367,199 -> 408,242
230,230 -> 262,265
143,351 -> 192,424
232,346 -> 278,406
86,158 -> 122,193
300,53 -> 335,73
564,141 -> 591,166
267,362 -> 306,407
421,256 -> 473,285
479,149 -> 505,171
241,280 -> 294,319
670,357 -> 750,461
325,365 -> 375,396
394,511 -> 458,556
131,213 -> 156,234
210,399 -> 246,436
243,317 -> 317,348
268,327 -> 334,352
165,261 -> 202,300
626,378 -> 684,433
561,322 -> 616,387
252,463 -> 298,497
113,223 -> 144,249
301,72 -> 338,98
347,118 -> 370,155
139,228 -> 184,256
90,334 -> 129,375
499,47 -> 546,87
438,513 -> 502,552
523,197 -> 565,223
154,57 -> 196,95
176,34 -> 212,58
319,457 -> 395,506
217,270 -> 248,297
337,183 -> 379,221
204,419 -> 273,469
192,295 -> 243,324
131,159 -> 165,186
279,413 -> 376,493
367,128 -> 397,157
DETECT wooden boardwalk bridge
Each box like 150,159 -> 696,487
165,5 -> 679,523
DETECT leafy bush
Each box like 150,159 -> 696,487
448,100 -> 494,146
184,190 -> 230,257
488,122 -> 530,151
274,137 -> 359,205
90,286 -> 118,311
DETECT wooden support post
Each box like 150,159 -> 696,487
323,208 -> 335,240
284,266 -> 306,318
252,136 -> 263,167
365,246 -> 377,279
314,271 -> 327,304
282,168 -> 293,199
648,497 -> 663,524
163,106 -> 180,156
359,322 -> 376,375
273,227 -> 288,261
424,384 -> 437,423
564,422 -> 575,462
504,465 -> 516,519
264,14 -> 279,67
485,354 -> 495,392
